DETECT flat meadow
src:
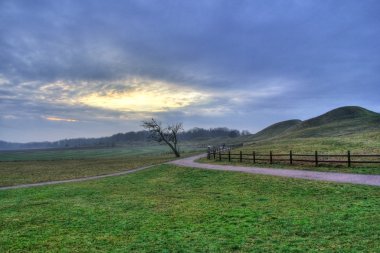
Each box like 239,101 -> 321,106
0,145 -> 200,187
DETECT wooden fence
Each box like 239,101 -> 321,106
207,150 -> 380,168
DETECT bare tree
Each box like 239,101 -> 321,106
142,118 -> 183,157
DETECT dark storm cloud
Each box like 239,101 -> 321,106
1,0 -> 377,85
0,0 -> 379,141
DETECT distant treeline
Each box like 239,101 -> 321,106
0,127 -> 250,150
180,127 -> 250,140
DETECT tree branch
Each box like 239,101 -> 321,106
141,119 -> 183,157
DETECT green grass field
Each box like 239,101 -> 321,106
1,165 -> 379,252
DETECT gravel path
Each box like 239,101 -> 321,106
170,154 -> 380,186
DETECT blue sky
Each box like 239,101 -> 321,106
1,0 -> 379,142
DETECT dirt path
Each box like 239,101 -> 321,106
170,154 -> 380,186
0,165 -> 154,191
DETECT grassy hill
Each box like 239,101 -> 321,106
290,106 -> 380,138
299,106 -> 379,127
240,106 -> 380,154
249,106 -> 380,140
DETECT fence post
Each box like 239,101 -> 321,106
253,151 -> 256,163
228,150 -> 231,162
270,151 -> 273,164
219,150 -> 221,161
213,149 -> 216,160
347,150 -> 351,167
290,150 -> 293,165
239,151 -> 242,163
315,151 -> 318,167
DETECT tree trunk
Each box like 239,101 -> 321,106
162,137 -> 180,157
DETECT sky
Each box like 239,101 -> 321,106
1,0 -> 379,142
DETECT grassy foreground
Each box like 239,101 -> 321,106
1,164 -> 379,252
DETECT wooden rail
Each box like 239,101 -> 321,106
207,150 -> 380,168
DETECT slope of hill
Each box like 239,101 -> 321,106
249,119 -> 302,140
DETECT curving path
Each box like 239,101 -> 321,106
1,154 -> 379,190
170,154 -> 380,186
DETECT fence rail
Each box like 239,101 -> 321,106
207,149 -> 380,168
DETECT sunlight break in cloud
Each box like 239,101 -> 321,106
78,81 -> 209,112
44,116 -> 78,122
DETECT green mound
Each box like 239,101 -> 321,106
300,106 -> 380,128
249,106 -> 380,140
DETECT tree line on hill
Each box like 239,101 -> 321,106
0,127 -> 250,150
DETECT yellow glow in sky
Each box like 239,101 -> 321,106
79,84 -> 207,112
44,116 -> 78,122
